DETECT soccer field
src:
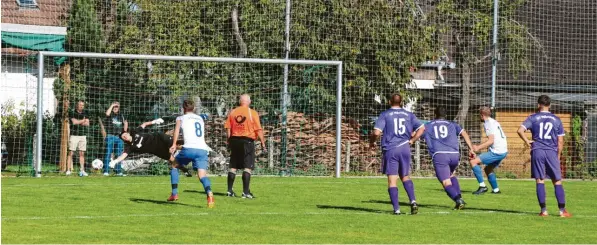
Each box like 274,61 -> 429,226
2,176 -> 596,244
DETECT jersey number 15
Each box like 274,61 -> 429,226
393,118 -> 406,135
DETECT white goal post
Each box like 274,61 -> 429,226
35,51 -> 344,177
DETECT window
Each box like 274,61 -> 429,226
16,0 -> 38,8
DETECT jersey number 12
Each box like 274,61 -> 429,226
539,122 -> 553,139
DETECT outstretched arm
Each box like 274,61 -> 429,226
110,152 -> 129,166
140,118 -> 165,128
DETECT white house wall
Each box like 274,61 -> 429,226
1,72 -> 56,117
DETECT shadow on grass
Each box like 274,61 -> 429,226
129,198 -> 200,208
363,200 -> 530,214
316,205 -> 389,214
183,190 -> 228,197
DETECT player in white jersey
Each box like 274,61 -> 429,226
470,106 -> 508,195
168,100 -> 215,208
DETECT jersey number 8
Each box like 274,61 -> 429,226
194,122 -> 203,137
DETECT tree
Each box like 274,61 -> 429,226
67,0 -> 105,53
87,0 -> 441,121
430,0 -> 531,125
291,0 -> 440,119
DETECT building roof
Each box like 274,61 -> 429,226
1,0 -> 71,26
1,0 -> 70,55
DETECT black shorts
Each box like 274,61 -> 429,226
229,137 -> 255,170
155,133 -> 174,160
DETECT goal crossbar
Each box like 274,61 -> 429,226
35,51 -> 344,177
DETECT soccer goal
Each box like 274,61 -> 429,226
33,51 -> 344,177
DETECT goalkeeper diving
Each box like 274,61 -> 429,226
109,118 -> 192,176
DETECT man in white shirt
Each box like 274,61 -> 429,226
470,106 -> 508,195
169,100 -> 215,208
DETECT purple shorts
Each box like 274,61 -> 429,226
531,150 -> 562,180
432,153 -> 460,182
381,143 -> 411,177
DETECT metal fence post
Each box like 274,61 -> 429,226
35,52 -> 44,177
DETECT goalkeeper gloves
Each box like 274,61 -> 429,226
109,160 -> 118,169
151,118 -> 165,125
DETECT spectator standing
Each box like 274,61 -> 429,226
103,101 -> 127,176
67,101 -> 90,177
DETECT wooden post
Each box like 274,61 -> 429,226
268,137 -> 274,169
58,64 -> 71,173
345,141 -> 351,172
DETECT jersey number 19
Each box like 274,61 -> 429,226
434,125 -> 448,139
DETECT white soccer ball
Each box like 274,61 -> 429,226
91,159 -> 103,170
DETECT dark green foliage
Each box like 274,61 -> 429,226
0,101 -> 60,170
67,0 -> 105,53
57,0 -> 444,122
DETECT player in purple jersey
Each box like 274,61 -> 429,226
423,107 -> 475,210
370,94 -> 425,215
517,95 -> 571,217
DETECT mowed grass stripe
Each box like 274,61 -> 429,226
2,177 -> 597,243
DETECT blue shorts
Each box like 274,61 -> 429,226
479,151 -> 508,167
175,148 -> 209,170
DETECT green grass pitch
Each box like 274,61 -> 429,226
2,176 -> 597,243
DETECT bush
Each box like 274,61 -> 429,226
1,100 -> 59,167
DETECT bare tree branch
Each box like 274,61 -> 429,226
474,52 -> 493,64
231,4 -> 247,58
508,18 -> 549,60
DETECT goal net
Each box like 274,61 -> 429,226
28,52 -> 342,177
1,0 -> 595,179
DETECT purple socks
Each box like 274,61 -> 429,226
450,177 -> 461,196
536,183 -> 546,212
388,187 -> 399,212
445,185 -> 460,201
403,180 -> 416,203
537,183 -> 567,212
555,184 -> 566,212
